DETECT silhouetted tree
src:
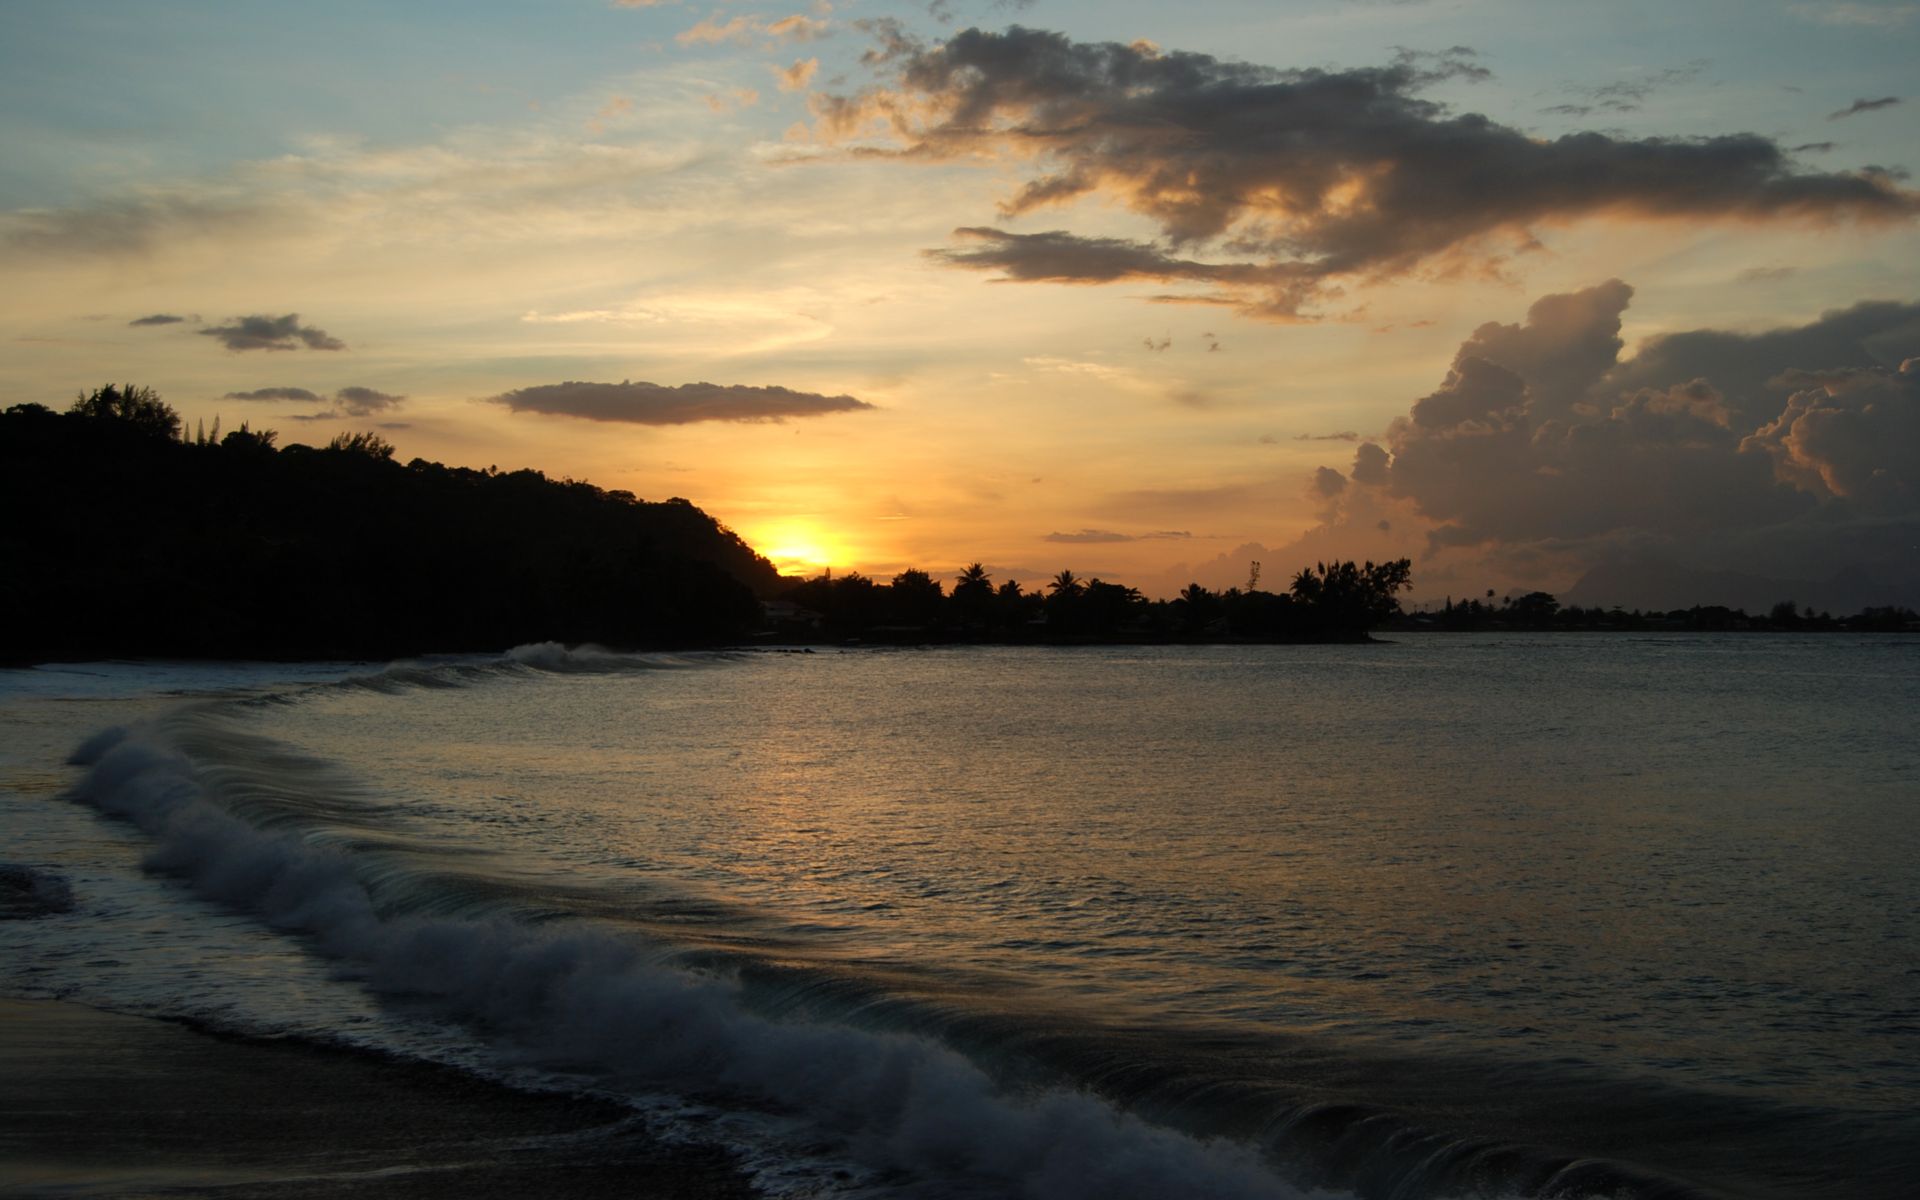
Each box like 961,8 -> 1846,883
889,568 -> 944,626
1081,579 -> 1144,635
69,383 -> 179,440
952,562 -> 994,632
1289,558 -> 1413,638
1175,582 -> 1219,634
326,430 -> 396,460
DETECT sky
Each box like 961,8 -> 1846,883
4,0 -> 1917,607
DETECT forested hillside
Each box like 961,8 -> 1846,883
2,388 -> 781,663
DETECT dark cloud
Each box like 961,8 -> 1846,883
1600,295 -> 1920,428
222,385 -> 405,418
1294,431 -> 1360,441
1315,280 -> 1920,598
129,313 -> 187,327
201,314 -> 346,352
1043,528 -> 1190,543
1351,442 -> 1390,486
1828,96 -> 1902,120
225,386 -> 325,403
487,379 -> 874,425
335,386 -> 405,415
820,27 -> 1916,318
1792,141 -> 1837,153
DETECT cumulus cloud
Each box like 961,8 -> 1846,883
486,379 -> 873,425
200,314 -> 345,352
1828,96 -> 1903,120
1043,528 -> 1190,543
128,313 -> 187,326
816,26 -> 1918,318
1743,362 -> 1920,508
1309,280 -> 1920,601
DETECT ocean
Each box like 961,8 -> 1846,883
2,636 -> 1916,1199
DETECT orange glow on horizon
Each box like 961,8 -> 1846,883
749,519 -> 848,577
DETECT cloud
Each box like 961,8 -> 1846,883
1828,96 -> 1903,120
1308,280 -> 1920,598
222,385 -> 405,416
1546,59 -> 1709,116
1791,2 -> 1920,27
224,386 -> 325,403
1293,431 -> 1360,441
1043,528 -> 1190,543
486,379 -> 874,425
200,314 -> 345,352
334,386 -> 406,415
1743,362 -> 1920,507
818,27 -> 1918,318
775,57 -> 820,92
678,12 -> 828,47
128,313 -> 187,326
2,195 -> 267,259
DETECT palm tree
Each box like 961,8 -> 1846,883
1047,569 -> 1083,598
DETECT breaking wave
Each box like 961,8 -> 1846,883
67,714 -> 1312,1200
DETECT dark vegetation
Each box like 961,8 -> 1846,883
3,386 -> 781,663
18,384 -> 1898,665
1405,590 -> 1918,633
772,559 -> 1415,644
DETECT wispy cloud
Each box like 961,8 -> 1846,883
1829,95 -> 1903,120
486,379 -> 873,425
1043,528 -> 1191,543
677,12 -> 829,47
1791,2 -> 1920,27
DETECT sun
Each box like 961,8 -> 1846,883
751,520 -> 844,577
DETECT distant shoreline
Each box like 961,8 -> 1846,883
9,623 -> 1915,673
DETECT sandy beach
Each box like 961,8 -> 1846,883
0,998 -> 757,1198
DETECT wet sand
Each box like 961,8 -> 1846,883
0,998 -> 759,1198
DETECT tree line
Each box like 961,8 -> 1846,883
774,558 -> 1414,643
2,385 -> 782,663
1417,591 -> 1917,633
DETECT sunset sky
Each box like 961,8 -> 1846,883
4,0 -> 1916,605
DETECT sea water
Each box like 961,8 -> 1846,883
2,637 -> 1916,1198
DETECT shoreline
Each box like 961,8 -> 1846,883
0,997 -> 758,1198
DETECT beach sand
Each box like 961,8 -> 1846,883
0,998 -> 759,1198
